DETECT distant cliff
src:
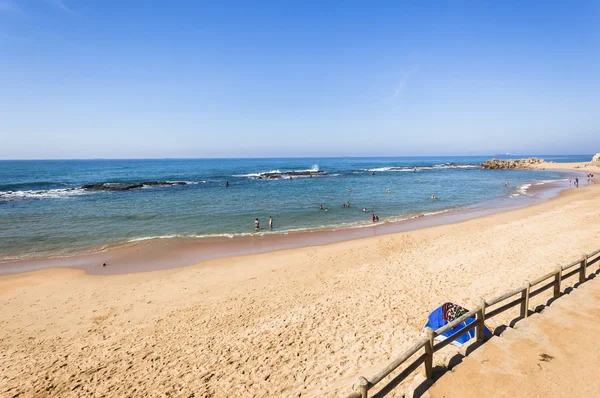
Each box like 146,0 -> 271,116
481,158 -> 544,169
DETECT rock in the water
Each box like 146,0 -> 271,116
481,158 -> 544,170
81,181 -> 188,191
260,170 -> 327,180
592,153 -> 600,165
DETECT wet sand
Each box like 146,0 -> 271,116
1,164 -> 599,397
0,170 -> 588,276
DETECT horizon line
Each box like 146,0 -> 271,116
0,154 -> 593,161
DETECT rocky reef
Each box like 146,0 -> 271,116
259,170 -> 327,180
481,158 -> 544,170
81,181 -> 188,191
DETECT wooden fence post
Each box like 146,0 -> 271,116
475,298 -> 486,341
423,327 -> 434,379
520,281 -> 530,318
355,376 -> 369,398
580,254 -> 588,283
554,267 -> 562,299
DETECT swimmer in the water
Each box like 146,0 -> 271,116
254,218 -> 260,231
347,189 -> 352,192
431,194 -> 437,200
386,189 -> 391,194
320,204 -> 323,210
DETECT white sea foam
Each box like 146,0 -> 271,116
165,180 -> 206,185
517,183 -> 531,196
423,209 -> 451,216
0,188 -> 88,200
127,233 -> 238,242
233,165 -> 324,180
365,164 -> 478,172
233,169 -> 282,178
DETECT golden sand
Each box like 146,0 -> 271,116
1,162 -> 599,397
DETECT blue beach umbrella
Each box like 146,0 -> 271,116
423,302 -> 492,346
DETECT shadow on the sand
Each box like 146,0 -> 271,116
370,268 -> 600,398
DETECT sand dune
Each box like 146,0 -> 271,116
1,176 -> 599,397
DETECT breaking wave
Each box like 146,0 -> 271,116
0,188 -> 88,200
365,164 -> 479,172
233,165 -> 326,180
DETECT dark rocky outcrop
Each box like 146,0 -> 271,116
481,158 -> 544,170
260,170 -> 327,180
81,181 -> 187,191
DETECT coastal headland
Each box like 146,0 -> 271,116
1,161 -> 599,397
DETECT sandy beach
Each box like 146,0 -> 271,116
2,162 -> 600,397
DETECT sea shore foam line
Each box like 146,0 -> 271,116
126,208 -> 455,243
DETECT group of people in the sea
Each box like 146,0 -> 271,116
254,187 -> 442,231
329,201 -> 380,223
254,216 -> 273,232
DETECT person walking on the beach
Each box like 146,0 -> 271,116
254,218 -> 260,231
575,177 -> 579,187
269,216 -> 273,230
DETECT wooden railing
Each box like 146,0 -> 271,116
345,247 -> 600,398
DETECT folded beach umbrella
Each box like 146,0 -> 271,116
423,302 -> 492,347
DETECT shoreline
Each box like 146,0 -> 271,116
1,167 -> 595,276
0,166 -> 593,276
2,163 -> 600,397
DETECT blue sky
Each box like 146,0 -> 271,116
0,0 -> 599,159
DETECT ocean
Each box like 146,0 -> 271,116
0,155 -> 591,261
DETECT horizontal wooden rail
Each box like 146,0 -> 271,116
368,339 -> 428,386
433,320 -> 480,353
530,270 -> 557,287
434,307 -> 480,337
529,280 -> 556,299
562,259 -> 580,271
344,246 -> 599,398
486,286 -> 524,307
486,296 -> 524,319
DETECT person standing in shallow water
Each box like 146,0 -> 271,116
269,216 -> 273,230
254,218 -> 260,231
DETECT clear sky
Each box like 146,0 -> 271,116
0,0 -> 599,159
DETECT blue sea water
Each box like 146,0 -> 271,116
0,155 -> 591,260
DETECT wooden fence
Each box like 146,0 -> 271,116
345,247 -> 600,398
